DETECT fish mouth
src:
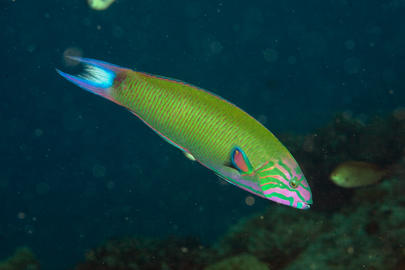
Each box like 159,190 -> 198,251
297,201 -> 311,210
266,195 -> 312,210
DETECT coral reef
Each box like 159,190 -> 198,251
0,247 -> 40,270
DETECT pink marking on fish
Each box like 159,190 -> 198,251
297,185 -> 312,201
259,175 -> 285,182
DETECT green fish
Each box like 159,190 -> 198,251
57,57 -> 312,209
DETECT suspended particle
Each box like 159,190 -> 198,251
63,47 -> 83,67
245,196 -> 255,206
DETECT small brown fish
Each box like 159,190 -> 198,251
330,161 -> 387,188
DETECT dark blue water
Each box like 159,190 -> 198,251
1,1 -> 404,269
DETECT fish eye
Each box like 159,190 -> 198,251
290,180 -> 298,189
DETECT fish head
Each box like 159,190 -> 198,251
330,169 -> 345,185
219,147 -> 312,209
254,155 -> 312,209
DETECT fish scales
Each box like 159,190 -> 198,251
113,70 -> 281,169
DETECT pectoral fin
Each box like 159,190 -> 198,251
230,147 -> 253,175
184,152 -> 196,161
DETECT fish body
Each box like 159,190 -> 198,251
330,161 -> 387,188
57,57 -> 312,209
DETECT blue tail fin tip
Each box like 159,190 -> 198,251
56,62 -> 117,99
57,57 -> 117,86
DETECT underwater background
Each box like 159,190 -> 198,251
1,0 -> 404,269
